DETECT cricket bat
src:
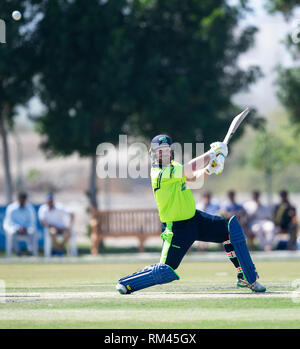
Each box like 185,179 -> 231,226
223,107 -> 250,145
211,107 -> 250,167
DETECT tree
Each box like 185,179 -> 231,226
265,0 -> 300,17
126,0 -> 263,148
32,0 -> 135,208
33,0 -> 264,209
265,0 -> 300,127
0,1 -> 39,203
276,66 -> 300,129
247,124 -> 300,207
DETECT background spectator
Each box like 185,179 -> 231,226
196,191 -> 221,251
38,193 -> 73,256
243,191 -> 276,251
220,190 -> 247,221
3,192 -> 37,257
273,190 -> 298,250
196,192 -> 221,215
220,190 -> 249,246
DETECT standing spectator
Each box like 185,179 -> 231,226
196,191 -> 220,215
3,192 -> 37,257
273,190 -> 298,250
243,191 -> 276,251
38,193 -> 73,256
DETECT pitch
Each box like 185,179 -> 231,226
0,259 -> 300,329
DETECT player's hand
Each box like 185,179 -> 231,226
210,142 -> 228,158
204,154 -> 218,176
205,154 -> 225,176
213,154 -> 225,175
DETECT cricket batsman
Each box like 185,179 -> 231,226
116,134 -> 266,294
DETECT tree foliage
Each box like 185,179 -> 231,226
265,0 -> 300,129
276,66 -> 300,128
250,129 -> 299,173
0,0 -> 40,201
33,0 -> 135,157
31,0 -> 265,206
0,0 -> 39,124
126,0 -> 263,147
265,0 -> 300,17
34,0 -> 263,158
247,123 -> 300,203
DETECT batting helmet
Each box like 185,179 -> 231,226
149,134 -> 174,166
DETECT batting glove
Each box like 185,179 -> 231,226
210,142 -> 228,158
205,153 -> 225,176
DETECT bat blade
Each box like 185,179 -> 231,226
223,107 -> 250,145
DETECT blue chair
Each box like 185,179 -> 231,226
0,207 -> 6,251
34,204 -> 46,250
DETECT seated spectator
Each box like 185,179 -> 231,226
3,192 -> 37,257
243,191 -> 276,251
196,192 -> 220,215
38,193 -> 73,256
273,190 -> 298,250
221,190 -> 247,221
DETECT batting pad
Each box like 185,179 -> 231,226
228,216 -> 257,284
118,264 -> 180,294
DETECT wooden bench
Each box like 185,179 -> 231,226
90,208 -> 162,254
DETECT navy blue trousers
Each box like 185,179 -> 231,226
162,210 -> 229,270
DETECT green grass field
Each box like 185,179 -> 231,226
1,258 -> 300,329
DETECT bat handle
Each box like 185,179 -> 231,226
223,136 -> 230,145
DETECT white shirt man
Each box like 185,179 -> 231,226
38,194 -> 73,255
3,192 -> 37,256
38,202 -> 72,230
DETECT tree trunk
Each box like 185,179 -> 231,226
14,130 -> 25,193
0,104 -> 13,204
88,154 -> 98,208
265,138 -> 273,210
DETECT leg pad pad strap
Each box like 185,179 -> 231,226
229,216 -> 257,284
118,264 -> 179,293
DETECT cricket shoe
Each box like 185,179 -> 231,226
237,278 -> 266,292
116,283 -> 131,295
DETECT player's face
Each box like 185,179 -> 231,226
155,147 -> 172,166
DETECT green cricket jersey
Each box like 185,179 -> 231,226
151,160 -> 196,223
